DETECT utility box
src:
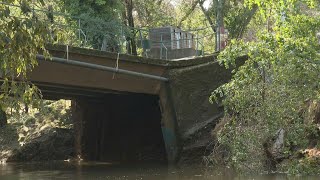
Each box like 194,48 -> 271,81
148,26 -> 197,59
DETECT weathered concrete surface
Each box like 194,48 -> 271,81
30,45 -> 217,96
30,52 -> 165,95
166,59 -> 232,135
159,82 -> 181,163
164,56 -> 247,164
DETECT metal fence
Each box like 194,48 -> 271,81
0,2 -> 216,60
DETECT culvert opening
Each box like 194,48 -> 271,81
80,93 -> 167,163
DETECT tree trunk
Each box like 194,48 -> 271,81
124,0 -> 137,55
236,5 -> 258,39
215,0 -> 225,51
198,0 -> 217,51
0,107 -> 7,127
178,1 -> 199,27
198,0 -> 216,33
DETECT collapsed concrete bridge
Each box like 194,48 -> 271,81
28,44 -> 239,163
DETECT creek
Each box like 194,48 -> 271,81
0,162 -> 319,180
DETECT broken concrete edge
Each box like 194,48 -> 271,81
165,55 -> 248,79
45,44 -> 219,68
181,112 -> 224,141
182,137 -> 214,151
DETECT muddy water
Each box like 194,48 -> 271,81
0,162 -> 318,180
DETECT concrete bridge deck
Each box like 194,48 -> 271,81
26,45 -> 239,164
30,45 -> 215,97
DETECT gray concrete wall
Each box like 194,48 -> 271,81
166,60 -> 233,137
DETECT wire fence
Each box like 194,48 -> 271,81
0,2 -> 217,59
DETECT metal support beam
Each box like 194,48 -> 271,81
36,55 -> 169,82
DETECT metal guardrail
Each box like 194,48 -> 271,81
160,44 -> 168,60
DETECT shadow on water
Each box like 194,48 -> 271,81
1,161 -> 320,180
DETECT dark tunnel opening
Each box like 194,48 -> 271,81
77,93 -> 167,164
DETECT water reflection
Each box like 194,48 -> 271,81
0,161 -> 319,180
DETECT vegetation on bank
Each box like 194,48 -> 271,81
0,100 -> 72,162
210,0 -> 320,175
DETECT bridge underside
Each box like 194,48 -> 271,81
72,93 -> 167,163
38,83 -> 168,163
31,51 -> 180,163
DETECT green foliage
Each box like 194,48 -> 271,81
0,1 -> 55,108
281,156 -> 320,175
177,4 -> 215,53
62,0 -> 125,50
210,1 -> 320,174
133,0 -> 176,28
0,0 -> 130,108
224,1 -> 258,39
7,99 -> 72,145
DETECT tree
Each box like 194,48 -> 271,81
211,0 -> 320,174
0,0 -> 54,109
123,0 -> 137,55
176,1 -> 215,53
199,0 -> 259,45
62,0 -> 124,51
133,0 -> 176,28
177,0 -> 199,27
198,0 -> 216,32
176,0 -> 259,51
223,1 -> 258,39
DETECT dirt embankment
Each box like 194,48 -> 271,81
210,100 -> 320,173
1,100 -> 74,163
1,124 -> 74,162
7,127 -> 74,162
